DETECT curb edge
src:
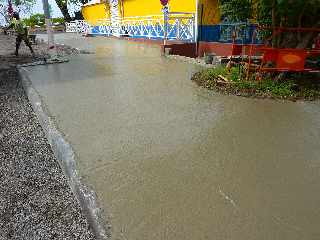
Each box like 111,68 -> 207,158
18,66 -> 110,240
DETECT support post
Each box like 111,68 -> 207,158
42,0 -> 56,57
176,18 -> 180,40
195,0 -> 198,43
163,5 -> 169,46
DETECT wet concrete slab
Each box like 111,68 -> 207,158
25,34 -> 320,240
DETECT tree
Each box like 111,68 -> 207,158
23,13 -> 45,27
54,0 -> 71,22
48,3 -> 53,16
220,0 -> 252,22
54,0 -> 89,22
220,0 -> 320,48
0,0 -> 35,24
13,0 -> 35,14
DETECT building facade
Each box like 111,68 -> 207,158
69,0 -> 256,56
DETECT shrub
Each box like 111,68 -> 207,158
23,14 -> 45,27
52,17 -> 65,25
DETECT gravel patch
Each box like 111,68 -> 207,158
0,34 -> 96,239
165,54 -> 217,68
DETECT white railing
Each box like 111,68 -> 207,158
66,12 -> 195,42
66,21 -> 77,33
167,12 -> 195,41
120,15 -> 165,39
66,20 -> 91,34
93,19 -> 113,35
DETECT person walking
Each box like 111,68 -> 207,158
5,12 -> 35,57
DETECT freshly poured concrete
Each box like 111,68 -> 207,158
26,34 -> 320,240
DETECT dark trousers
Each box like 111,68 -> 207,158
16,34 -> 34,56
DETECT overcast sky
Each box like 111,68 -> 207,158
0,0 -> 82,25
31,0 -> 81,17
32,0 -> 63,18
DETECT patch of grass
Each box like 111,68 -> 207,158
230,67 -> 242,82
203,65 -> 228,79
191,66 -> 320,101
234,80 -> 257,90
257,79 -> 295,97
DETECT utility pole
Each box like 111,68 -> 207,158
42,0 -> 56,57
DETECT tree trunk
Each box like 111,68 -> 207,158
271,0 -> 277,47
296,32 -> 317,49
55,1 -> 72,22
278,20 -> 320,49
297,3 -> 307,42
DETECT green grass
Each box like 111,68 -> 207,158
256,79 -> 295,97
203,65 -> 228,79
191,66 -> 320,100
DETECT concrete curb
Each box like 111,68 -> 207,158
18,67 -> 110,240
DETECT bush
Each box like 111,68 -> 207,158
23,14 -> 45,27
52,17 -> 65,25
23,15 -> 65,28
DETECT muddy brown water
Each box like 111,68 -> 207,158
28,34 -> 320,240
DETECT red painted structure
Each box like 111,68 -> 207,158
163,42 -> 197,58
228,27 -> 320,77
256,27 -> 320,73
198,42 -> 234,56
258,47 -> 320,72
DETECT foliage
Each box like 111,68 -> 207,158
22,13 -> 65,27
220,0 -> 320,48
22,13 -> 45,27
229,67 -> 242,82
256,78 -> 295,97
0,0 -> 35,24
191,66 -> 320,100
3,0 -> 35,14
259,0 -> 320,28
220,0 -> 252,22
52,17 -> 65,25
54,0 -> 88,21
220,0 -> 320,28
204,65 -> 228,79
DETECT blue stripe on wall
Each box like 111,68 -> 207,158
198,25 -> 260,44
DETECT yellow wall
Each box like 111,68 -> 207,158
82,3 -> 110,25
122,0 -> 196,18
82,0 -> 221,25
198,0 -> 220,25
